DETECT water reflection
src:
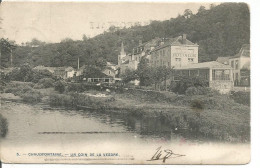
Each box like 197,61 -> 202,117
1,101 -> 184,147
66,108 -> 174,140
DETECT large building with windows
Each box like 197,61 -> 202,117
229,44 -> 250,86
173,61 -> 233,94
150,34 -> 199,68
216,44 -> 250,86
117,38 -> 162,74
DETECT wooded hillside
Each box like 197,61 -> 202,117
0,3 -> 250,68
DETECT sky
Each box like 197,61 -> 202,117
0,1 -> 214,44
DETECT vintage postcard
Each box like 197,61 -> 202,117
0,1 -> 251,164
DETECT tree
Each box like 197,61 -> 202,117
136,57 -> 151,86
54,81 -> 65,93
150,66 -> 172,91
9,64 -> 34,82
184,9 -> 193,18
0,38 -> 16,67
82,34 -> 89,41
95,57 -> 107,70
121,69 -> 137,84
198,6 -> 206,13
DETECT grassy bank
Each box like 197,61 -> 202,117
48,89 -> 250,142
0,114 -> 8,138
2,81 -> 250,142
3,81 -> 43,103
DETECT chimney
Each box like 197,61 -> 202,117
182,34 -> 187,44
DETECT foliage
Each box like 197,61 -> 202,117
0,38 -> 16,68
4,82 -> 34,96
82,65 -> 108,78
8,64 -> 55,83
9,64 -> 34,82
6,3 -> 249,68
20,90 -> 43,103
121,69 -> 137,84
37,78 -> 55,88
185,86 -> 220,96
230,91 -> 250,106
49,92 -> 108,109
170,76 -> 208,94
3,81 -> 42,103
0,114 -> 8,138
136,57 -> 151,86
31,69 -> 55,83
54,81 -> 66,93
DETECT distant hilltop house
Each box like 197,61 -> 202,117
216,44 -> 250,86
53,66 -> 75,79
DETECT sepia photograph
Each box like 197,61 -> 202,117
0,0 -> 251,165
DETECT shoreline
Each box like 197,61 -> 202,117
1,89 -> 250,143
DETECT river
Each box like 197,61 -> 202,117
0,100 -> 250,164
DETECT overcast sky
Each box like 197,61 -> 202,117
0,2 -> 214,44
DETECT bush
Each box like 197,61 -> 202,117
0,114 -> 8,138
170,76 -> 209,94
32,69 -> 55,83
37,78 -> 55,88
4,82 -> 33,96
54,81 -> 66,93
20,90 -> 43,103
185,86 -> 220,96
230,91 -> 250,106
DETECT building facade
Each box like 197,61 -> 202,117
151,34 -> 199,68
174,61 -> 234,94
53,67 -> 75,79
117,38 -> 162,74
229,44 -> 250,86
216,44 -> 250,86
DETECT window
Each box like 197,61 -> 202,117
188,58 -> 194,62
235,60 -> 239,69
188,49 -> 194,54
212,70 -> 230,80
231,61 -> 234,68
175,58 -> 181,62
168,62 -> 170,67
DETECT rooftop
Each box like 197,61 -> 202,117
152,35 -> 198,51
175,61 -> 232,70
216,57 -> 230,64
230,44 -> 250,58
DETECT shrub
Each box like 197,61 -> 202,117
170,76 -> 209,94
0,114 -> 8,138
20,90 -> 43,103
54,81 -> 66,93
4,82 -> 33,96
66,83 -> 86,92
32,69 -> 55,83
37,78 -> 55,88
230,91 -> 250,106
185,86 -> 220,96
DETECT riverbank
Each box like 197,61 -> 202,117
1,81 -> 250,142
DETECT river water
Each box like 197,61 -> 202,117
0,100 -> 250,164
